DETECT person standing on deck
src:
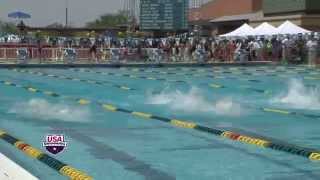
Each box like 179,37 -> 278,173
234,40 -> 242,62
231,40 -> 237,62
184,42 -> 191,62
37,39 -> 43,64
89,40 -> 98,64
306,34 -> 318,66
271,38 -> 281,61
296,34 -> 307,63
281,36 -> 289,63
265,40 -> 273,61
253,40 -> 261,61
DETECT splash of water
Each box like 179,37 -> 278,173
272,79 -> 320,110
215,98 -> 242,116
146,87 -> 242,116
9,98 -> 91,122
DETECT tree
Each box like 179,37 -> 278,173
0,20 -> 17,34
86,11 -> 128,28
46,22 -> 64,28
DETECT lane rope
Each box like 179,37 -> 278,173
10,69 -> 135,91
208,83 -> 272,95
71,69 -> 263,84
71,69 -> 188,84
119,67 -> 317,78
0,130 -> 92,180
10,68 -> 272,96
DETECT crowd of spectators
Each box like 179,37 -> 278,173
1,33 -> 320,64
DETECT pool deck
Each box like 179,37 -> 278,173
0,61 -> 276,68
0,152 -> 38,180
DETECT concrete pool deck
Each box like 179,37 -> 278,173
0,152 -> 38,180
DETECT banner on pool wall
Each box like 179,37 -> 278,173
42,134 -> 67,155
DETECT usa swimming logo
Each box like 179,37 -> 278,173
43,134 -> 67,155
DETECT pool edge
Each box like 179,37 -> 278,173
0,152 -> 39,180
0,61 -> 275,68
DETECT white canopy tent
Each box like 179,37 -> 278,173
252,22 -> 278,36
220,23 -> 254,37
276,20 -> 311,34
218,21 -> 312,37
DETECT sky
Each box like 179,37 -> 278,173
0,0 -> 123,27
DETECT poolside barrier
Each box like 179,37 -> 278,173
1,80 -> 320,162
0,130 -> 92,180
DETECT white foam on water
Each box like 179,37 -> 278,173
271,79 -> 320,110
215,97 -> 242,116
146,87 -> 242,116
9,98 -> 91,122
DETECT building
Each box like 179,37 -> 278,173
189,0 -> 320,36
189,0 -> 263,35
251,0 -> 320,30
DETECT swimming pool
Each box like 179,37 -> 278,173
0,65 -> 320,180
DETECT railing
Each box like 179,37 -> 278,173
0,48 -> 107,61
0,48 -> 153,62
0,47 -> 319,64
0,48 -> 6,60
0,48 -> 84,61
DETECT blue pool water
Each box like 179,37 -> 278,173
0,66 -> 320,180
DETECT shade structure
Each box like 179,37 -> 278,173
8,11 -> 31,19
220,23 -> 254,37
253,22 -> 278,36
276,20 -> 310,34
